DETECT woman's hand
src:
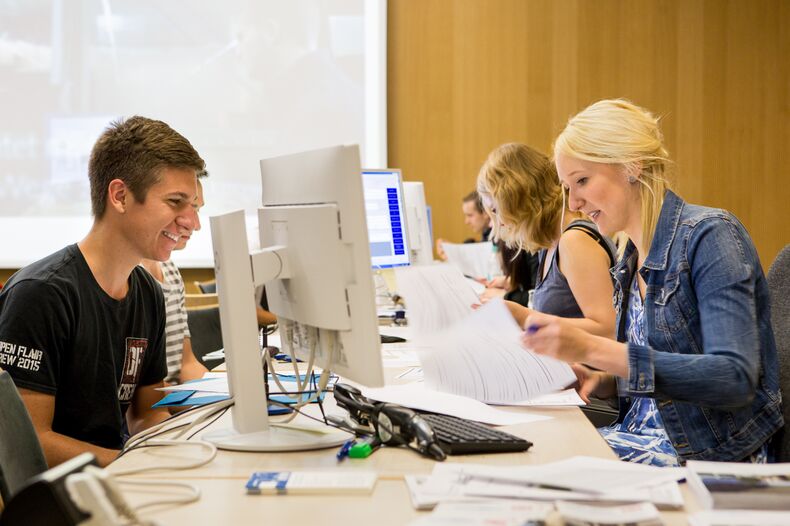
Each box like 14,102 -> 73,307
480,286 -> 506,303
486,275 -> 508,289
522,311 -> 592,363
570,363 -> 615,403
435,238 -> 447,261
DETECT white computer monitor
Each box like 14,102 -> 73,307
402,181 -> 434,266
361,169 -> 411,269
205,145 -> 384,452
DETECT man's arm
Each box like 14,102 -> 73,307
179,337 -> 208,383
19,388 -> 119,467
126,382 -> 171,437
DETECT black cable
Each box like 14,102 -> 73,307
117,421 -> 192,459
117,398 -> 232,459
186,406 -> 230,441
266,399 -> 425,457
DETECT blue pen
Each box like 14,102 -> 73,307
526,324 -> 540,335
336,439 -> 354,461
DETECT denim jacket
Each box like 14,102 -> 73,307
612,190 -> 783,462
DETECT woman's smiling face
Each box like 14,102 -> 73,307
555,154 -> 640,237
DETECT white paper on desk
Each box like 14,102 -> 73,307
441,241 -> 493,280
396,366 -> 424,382
689,510 -> 790,526
419,299 -> 576,404
160,376 -> 230,393
555,501 -> 661,525
410,499 -> 554,526
394,264 -> 479,335
381,348 -> 422,367
488,388 -> 585,407
158,375 -> 316,396
404,474 -> 476,511
455,455 -> 686,494
431,462 -> 684,509
463,479 -> 683,509
362,382 -> 550,426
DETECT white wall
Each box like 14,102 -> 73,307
0,0 -> 386,267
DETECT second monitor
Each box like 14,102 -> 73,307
362,169 -> 410,269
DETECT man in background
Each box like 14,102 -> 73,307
435,190 -> 493,260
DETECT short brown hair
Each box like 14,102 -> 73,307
88,116 -> 205,218
462,190 -> 484,214
477,143 -> 562,252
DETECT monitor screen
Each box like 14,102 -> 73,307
362,169 -> 410,269
402,181 -> 433,265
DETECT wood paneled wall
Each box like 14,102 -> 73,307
388,0 -> 789,267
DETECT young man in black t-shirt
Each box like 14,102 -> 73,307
0,117 -> 205,467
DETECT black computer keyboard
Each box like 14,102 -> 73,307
419,413 -> 532,455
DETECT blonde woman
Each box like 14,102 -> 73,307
477,143 -> 616,338
524,99 -> 782,465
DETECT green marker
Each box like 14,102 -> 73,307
348,438 -> 381,458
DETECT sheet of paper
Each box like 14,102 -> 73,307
158,374 -> 330,396
419,299 -> 576,404
451,456 -> 686,494
394,264 -> 480,335
202,348 -> 225,360
381,348 -> 422,367
463,479 -> 683,509
430,462 -> 684,509
465,277 -> 486,295
688,510 -> 790,526
395,366 -> 424,382
160,376 -> 230,393
489,388 -> 585,407
441,241 -> 493,280
362,382 -> 550,426
404,474 -> 476,511
410,499 -> 554,526
555,501 -> 661,525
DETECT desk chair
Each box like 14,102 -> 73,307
186,304 -> 223,367
0,371 -> 48,504
194,279 -> 217,294
767,244 -> 790,461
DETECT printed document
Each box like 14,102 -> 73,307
441,241 -> 493,279
362,382 -> 550,426
395,264 -> 480,335
419,299 -> 576,404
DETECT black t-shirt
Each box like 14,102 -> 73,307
0,244 -> 166,450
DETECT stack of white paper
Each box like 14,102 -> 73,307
405,457 -> 686,511
418,299 -> 576,404
394,263 -> 480,335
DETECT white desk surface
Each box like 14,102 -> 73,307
110,359 -> 700,525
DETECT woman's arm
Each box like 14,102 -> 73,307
556,229 -> 616,338
620,217 -> 764,408
526,217 -> 767,410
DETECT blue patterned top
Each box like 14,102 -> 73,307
599,275 -> 769,465
599,276 -> 681,467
